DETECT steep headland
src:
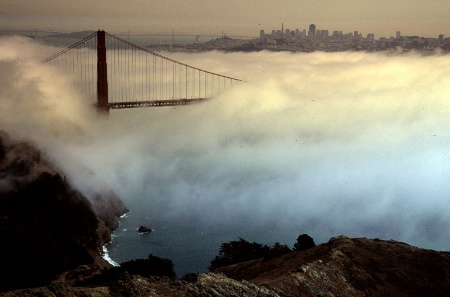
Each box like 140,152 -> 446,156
0,131 -> 128,291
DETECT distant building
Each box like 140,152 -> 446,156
396,31 -> 401,39
285,29 -> 291,37
367,33 -> 375,40
309,24 -> 316,36
439,34 -> 445,41
276,30 -> 282,38
343,32 -> 353,39
260,30 -> 265,40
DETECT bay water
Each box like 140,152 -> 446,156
105,207 -> 300,277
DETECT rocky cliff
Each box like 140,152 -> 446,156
0,131 -> 127,291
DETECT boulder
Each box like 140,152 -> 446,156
137,226 -> 152,233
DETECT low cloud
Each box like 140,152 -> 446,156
1,36 -> 449,250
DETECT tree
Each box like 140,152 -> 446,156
264,242 -> 292,260
209,238 -> 271,270
293,234 -> 316,251
209,238 -> 293,269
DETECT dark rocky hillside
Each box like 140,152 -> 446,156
214,236 -> 450,297
0,131 -> 127,291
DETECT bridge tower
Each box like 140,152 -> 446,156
96,30 -> 109,113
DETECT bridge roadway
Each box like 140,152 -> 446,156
107,98 -> 208,109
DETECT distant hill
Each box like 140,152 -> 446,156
49,30 -> 96,39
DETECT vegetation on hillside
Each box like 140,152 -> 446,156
209,234 -> 316,270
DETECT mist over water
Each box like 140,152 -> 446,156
1,36 -> 450,272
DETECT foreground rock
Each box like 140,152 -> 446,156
0,272 -> 280,297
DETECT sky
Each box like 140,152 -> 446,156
1,0 -> 449,38
0,34 -> 449,251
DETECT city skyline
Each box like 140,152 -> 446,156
260,22 -> 445,40
0,0 -> 449,38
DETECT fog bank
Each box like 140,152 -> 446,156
1,36 -> 449,250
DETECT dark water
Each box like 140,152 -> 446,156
106,207 -> 300,277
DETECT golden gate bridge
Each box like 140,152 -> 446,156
42,30 -> 243,113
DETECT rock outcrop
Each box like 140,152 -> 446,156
91,189 -> 129,232
137,225 -> 153,233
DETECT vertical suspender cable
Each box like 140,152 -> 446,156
161,57 -> 163,100
146,51 -> 148,102
173,62 -> 175,99
166,59 -> 168,100
153,55 -> 156,100
132,46 -> 135,101
186,66 -> 188,99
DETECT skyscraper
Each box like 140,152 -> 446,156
260,30 -> 265,40
309,24 -> 316,36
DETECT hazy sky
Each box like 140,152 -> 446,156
1,0 -> 449,38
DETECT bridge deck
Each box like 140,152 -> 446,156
108,98 -> 208,109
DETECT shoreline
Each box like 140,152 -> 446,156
102,245 -> 119,267
101,212 -> 130,267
